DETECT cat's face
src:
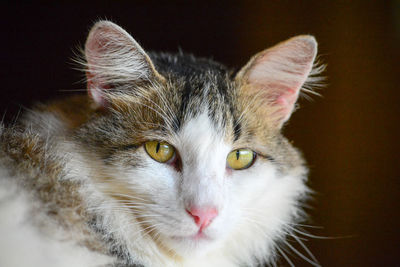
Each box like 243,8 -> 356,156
78,79 -> 306,258
76,21 -> 318,260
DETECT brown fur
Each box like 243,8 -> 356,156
0,126 -> 108,254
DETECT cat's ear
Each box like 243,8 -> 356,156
236,35 -> 318,129
84,21 -> 164,108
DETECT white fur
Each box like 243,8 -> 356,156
0,176 -> 113,267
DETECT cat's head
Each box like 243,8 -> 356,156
75,21 -> 320,263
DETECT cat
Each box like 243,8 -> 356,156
0,20 -> 323,267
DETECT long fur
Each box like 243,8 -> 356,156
0,21 -> 323,267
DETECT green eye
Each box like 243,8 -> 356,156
226,149 -> 256,170
145,141 -> 175,163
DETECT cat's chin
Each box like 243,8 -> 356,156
162,231 -> 220,257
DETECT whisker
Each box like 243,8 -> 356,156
283,239 -> 321,267
291,232 -> 319,264
289,225 -> 340,240
275,245 -> 295,267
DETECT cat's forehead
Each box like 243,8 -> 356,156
149,53 -> 240,139
109,53 -> 271,148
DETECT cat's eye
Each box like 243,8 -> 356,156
145,141 -> 175,163
226,149 -> 256,170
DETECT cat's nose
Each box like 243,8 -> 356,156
186,206 -> 218,230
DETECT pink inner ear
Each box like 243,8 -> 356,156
263,84 -> 301,123
275,87 -> 300,122
276,87 -> 298,106
86,71 -> 110,108
86,23 -> 124,58
85,33 -> 110,108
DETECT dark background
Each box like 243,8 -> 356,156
1,1 -> 399,266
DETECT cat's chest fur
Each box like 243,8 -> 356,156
0,21 -> 321,267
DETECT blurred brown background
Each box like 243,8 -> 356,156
1,1 -> 399,266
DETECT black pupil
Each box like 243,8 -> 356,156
156,142 -> 161,153
236,150 -> 240,160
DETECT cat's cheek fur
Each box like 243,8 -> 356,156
224,163 -> 308,265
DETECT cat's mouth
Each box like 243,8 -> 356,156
170,230 -> 212,242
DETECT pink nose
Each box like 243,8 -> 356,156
186,206 -> 218,230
